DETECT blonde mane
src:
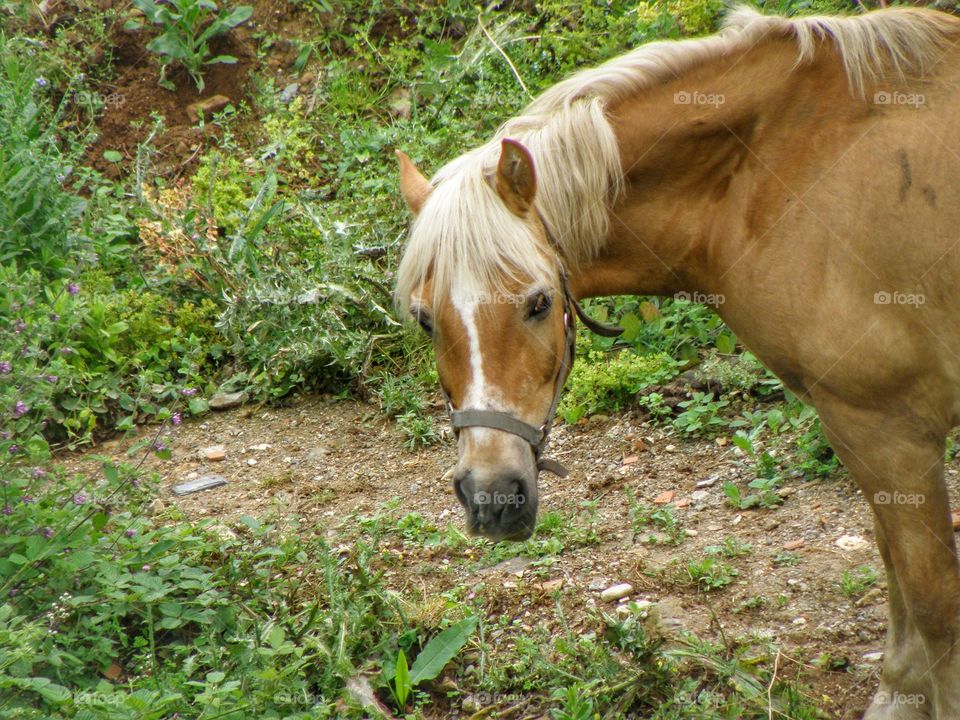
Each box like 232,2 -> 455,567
396,5 -> 958,312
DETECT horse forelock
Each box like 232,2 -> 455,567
395,4 -> 959,315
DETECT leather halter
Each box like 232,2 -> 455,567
447,270 -> 623,477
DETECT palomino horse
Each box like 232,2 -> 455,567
395,6 -> 960,718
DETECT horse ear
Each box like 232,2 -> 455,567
396,150 -> 431,215
496,138 -> 537,216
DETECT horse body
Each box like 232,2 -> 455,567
396,7 -> 960,717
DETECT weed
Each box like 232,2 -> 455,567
627,490 -> 687,545
839,566 -> 881,598
127,0 -> 253,91
773,552 -> 802,567
683,556 -> 739,591
673,392 -> 731,435
706,536 -> 753,558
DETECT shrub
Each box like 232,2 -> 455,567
559,349 -> 678,424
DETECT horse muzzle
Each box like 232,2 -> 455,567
453,468 -> 538,542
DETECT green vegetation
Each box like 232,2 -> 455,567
839,566 -> 881,598
127,0 -> 253,91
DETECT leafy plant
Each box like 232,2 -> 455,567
722,433 -> 784,509
684,556 -> 739,592
127,0 -> 253,91
673,392 -> 730,435
386,616 -> 477,711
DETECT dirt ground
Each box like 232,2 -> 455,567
61,393 -> 960,719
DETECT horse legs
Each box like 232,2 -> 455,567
816,401 -> 960,720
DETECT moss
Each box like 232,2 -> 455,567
559,350 -> 679,423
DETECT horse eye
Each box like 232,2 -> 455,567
412,307 -> 433,335
526,291 -> 552,320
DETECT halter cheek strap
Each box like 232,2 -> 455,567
447,272 -> 623,477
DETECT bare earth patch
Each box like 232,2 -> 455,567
62,395 -> 960,718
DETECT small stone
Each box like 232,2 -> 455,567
862,651 -> 884,663
387,86 -> 412,118
835,534 -> 868,551
279,82 -> 299,103
202,445 -> 226,462
696,476 -> 718,488
541,579 -> 564,592
792,617 -> 807,625
247,458 -> 258,466
600,583 -> 634,602
675,497 -> 692,509
187,94 -> 231,124
783,539 -> 805,551
299,71 -> 316,85
690,489 -> 709,502
684,528 -> 698,536
952,510 -> 960,531
250,443 -> 271,451
149,498 -> 166,515
665,444 -> 677,452
653,490 -> 675,505
209,390 -> 248,410
622,455 -> 639,465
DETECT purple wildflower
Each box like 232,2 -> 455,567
41,527 -> 54,539
66,283 -> 79,295
8,444 -> 18,454
1,506 -> 11,516
49,312 -> 59,322
32,467 -> 47,478
125,528 -> 137,538
59,347 -> 73,355
72,494 -> 86,505
141,564 -> 151,572
0,431 -> 9,439
46,375 -> 58,384
21,495 -> 34,504
35,76 -> 48,88
14,320 -> 25,334
7,588 -> 18,597
13,401 -> 28,418
152,441 -> 166,452
0,361 -> 9,374
171,412 -> 182,426
181,387 -> 197,397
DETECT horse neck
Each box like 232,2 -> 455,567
569,36 -> 856,301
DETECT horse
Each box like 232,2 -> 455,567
394,5 -> 960,717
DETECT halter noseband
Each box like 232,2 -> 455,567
447,270 -> 623,477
